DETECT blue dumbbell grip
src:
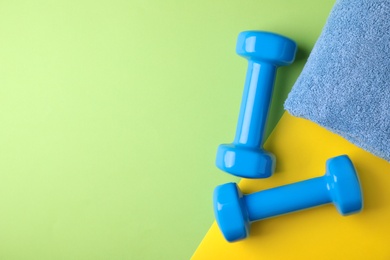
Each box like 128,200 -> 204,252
233,61 -> 276,147
244,177 -> 331,221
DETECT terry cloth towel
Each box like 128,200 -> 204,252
284,0 -> 390,162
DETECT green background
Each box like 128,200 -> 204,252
0,1 -> 334,259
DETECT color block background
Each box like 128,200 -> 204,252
0,1 -> 334,259
193,113 -> 390,259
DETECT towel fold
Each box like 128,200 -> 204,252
284,0 -> 390,162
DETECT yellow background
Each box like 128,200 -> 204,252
193,113 -> 390,259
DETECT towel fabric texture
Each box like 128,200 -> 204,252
284,0 -> 390,162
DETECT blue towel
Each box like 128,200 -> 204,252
284,0 -> 390,162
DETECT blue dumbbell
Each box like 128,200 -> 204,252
213,155 -> 363,242
216,31 -> 297,178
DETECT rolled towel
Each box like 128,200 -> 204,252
284,0 -> 390,162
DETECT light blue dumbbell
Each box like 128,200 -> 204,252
213,155 -> 363,242
216,31 -> 297,178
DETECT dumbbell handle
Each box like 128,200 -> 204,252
234,61 -> 276,147
244,176 -> 330,221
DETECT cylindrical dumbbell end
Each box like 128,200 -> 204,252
213,183 -> 250,242
236,31 -> 297,66
325,155 -> 363,215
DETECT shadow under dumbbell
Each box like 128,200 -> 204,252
248,203 -> 335,240
266,46 -> 310,142
265,47 -> 310,175
352,154 -> 383,213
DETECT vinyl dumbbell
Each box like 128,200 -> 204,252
216,31 -> 297,178
213,155 -> 363,242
